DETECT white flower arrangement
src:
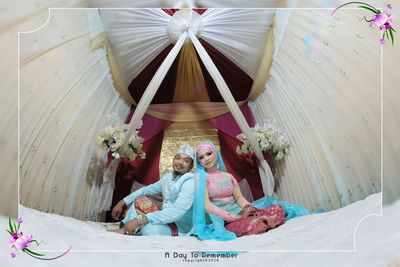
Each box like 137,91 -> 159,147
236,121 -> 290,161
95,125 -> 146,161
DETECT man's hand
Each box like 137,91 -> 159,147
122,215 -> 149,235
122,219 -> 140,234
111,200 -> 125,220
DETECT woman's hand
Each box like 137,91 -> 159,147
240,204 -> 260,218
225,213 -> 242,223
111,200 -> 125,220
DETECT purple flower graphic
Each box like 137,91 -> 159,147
5,217 -> 71,260
8,232 -> 32,251
370,11 -> 396,35
331,2 -> 396,45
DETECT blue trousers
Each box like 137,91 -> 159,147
123,205 -> 172,236
140,224 -> 172,236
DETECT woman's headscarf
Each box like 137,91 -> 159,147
192,140 -> 237,241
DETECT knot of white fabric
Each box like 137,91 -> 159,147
167,10 -> 202,44
162,0 -> 196,8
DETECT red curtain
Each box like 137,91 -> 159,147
124,108 -> 172,140
162,8 -> 180,16
128,44 -> 179,104
198,39 -> 253,102
163,8 -> 207,16
207,103 -> 255,138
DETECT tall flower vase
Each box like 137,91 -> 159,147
96,158 -> 120,213
258,158 -> 275,196
240,151 -> 277,196
262,150 -> 277,177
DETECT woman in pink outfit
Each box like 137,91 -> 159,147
193,141 -> 285,240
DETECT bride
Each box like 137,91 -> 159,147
193,141 -> 318,240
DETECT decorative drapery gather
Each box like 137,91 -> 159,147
146,101 -> 246,122
96,32 -> 188,212
188,29 -> 275,196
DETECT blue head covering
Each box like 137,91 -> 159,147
193,141 -> 237,241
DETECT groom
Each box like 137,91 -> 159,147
111,144 -> 195,236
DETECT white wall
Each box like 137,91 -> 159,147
251,9 -> 382,210
18,9 -> 130,220
382,7 -> 400,204
0,0 -> 91,218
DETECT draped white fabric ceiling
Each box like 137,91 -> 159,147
99,9 -> 275,86
92,0 -> 282,8
99,9 -> 172,86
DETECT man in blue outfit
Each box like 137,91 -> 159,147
111,144 -> 195,236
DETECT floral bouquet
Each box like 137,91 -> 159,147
236,121 -> 290,161
95,125 -> 146,160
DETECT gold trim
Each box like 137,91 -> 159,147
247,16 -> 275,101
106,43 -> 136,104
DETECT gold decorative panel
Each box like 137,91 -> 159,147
159,121 -> 220,176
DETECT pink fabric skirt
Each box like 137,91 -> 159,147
225,204 -> 285,237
